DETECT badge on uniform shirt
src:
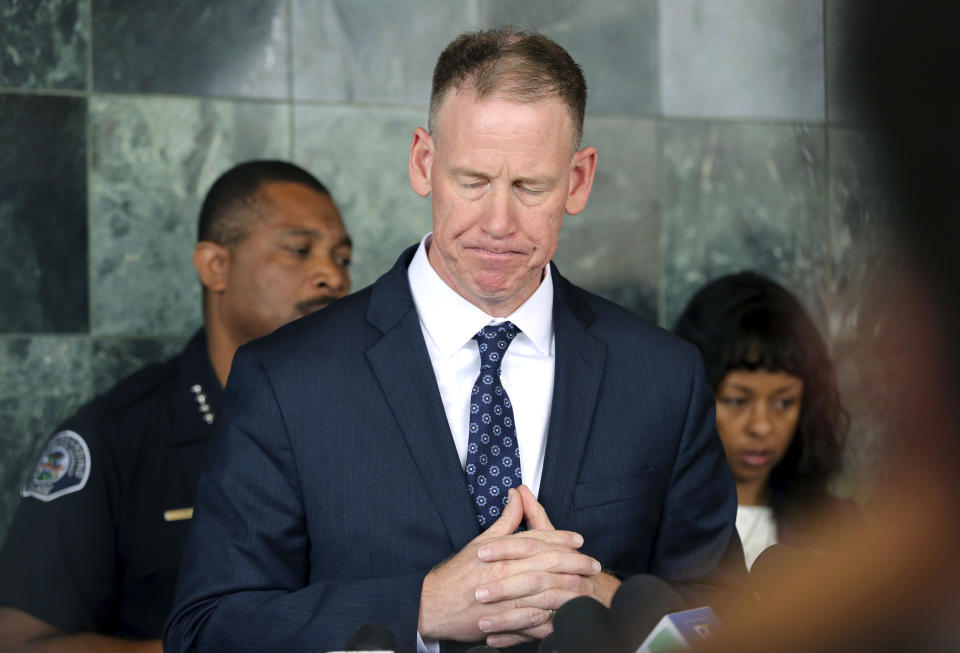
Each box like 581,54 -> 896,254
21,430 -> 91,502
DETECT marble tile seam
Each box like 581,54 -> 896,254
0,87 -> 292,106
0,87 -> 86,98
823,94 -> 838,279
84,90 -> 427,113
86,90 -> 291,106
654,111 -> 829,128
291,97 -> 429,112
85,0 -> 94,337
654,119 -> 668,328
0,89 -> 871,129
90,334 -> 195,341
0,333 -> 194,341
0,98 -> 834,128
821,0 -> 832,128
294,103 -> 660,120
582,111 -> 661,123
292,110 -> 830,127
285,0 -> 296,155
651,110 -> 878,130
0,334 -> 90,341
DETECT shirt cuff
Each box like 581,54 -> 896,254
417,630 -> 440,653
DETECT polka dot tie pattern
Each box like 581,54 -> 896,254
465,321 -> 523,530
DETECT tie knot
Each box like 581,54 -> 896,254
473,321 -> 519,370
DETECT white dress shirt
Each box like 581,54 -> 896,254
408,234 -> 556,652
407,234 -> 556,497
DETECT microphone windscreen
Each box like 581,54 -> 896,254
609,574 -> 688,648
750,544 -> 823,602
550,595 -> 627,653
345,623 -> 397,650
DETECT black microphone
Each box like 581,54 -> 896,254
537,632 -> 558,653
540,595 -> 628,653
464,647 -> 499,652
750,543 -> 824,602
345,623 -> 397,650
608,574 -> 689,649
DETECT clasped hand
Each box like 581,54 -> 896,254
418,485 -> 620,648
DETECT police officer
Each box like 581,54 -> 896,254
0,160 -> 352,652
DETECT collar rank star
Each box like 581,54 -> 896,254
190,383 -> 214,424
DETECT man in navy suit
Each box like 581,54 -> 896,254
165,28 -> 744,653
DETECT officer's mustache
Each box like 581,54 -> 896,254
296,296 -> 337,314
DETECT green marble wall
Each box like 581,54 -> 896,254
0,0 -> 899,540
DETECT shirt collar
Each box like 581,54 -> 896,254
408,234 -> 554,359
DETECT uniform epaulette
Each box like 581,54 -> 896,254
85,356 -> 180,417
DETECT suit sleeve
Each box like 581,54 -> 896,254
163,347 -> 424,653
648,348 -> 749,602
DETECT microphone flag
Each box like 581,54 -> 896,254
634,606 -> 719,653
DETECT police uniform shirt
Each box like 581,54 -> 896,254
0,330 -> 221,639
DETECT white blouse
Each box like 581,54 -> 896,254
736,504 -> 778,570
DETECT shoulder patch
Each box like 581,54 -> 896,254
21,430 -> 91,502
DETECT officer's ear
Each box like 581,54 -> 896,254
193,241 -> 230,293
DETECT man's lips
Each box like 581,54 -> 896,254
465,244 -> 527,258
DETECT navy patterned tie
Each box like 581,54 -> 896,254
465,321 -> 523,530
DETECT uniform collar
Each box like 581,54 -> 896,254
172,329 -> 223,445
407,234 -> 554,359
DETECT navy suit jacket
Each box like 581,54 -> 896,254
164,246 -> 744,653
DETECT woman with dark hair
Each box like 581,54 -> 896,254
673,272 -> 850,569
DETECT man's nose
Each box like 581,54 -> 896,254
481,186 -> 518,237
310,253 -> 350,296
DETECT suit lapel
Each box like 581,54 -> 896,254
365,247 -> 480,551
537,269 -> 606,520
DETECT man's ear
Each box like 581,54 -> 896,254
564,145 -> 598,216
193,241 -> 230,293
408,127 -> 434,198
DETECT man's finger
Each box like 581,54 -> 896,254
485,621 -> 553,648
476,530 -> 583,563
475,573 -> 585,605
518,484 -> 555,530
486,632 -> 538,648
478,605 -> 552,637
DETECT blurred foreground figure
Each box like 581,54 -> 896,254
695,4 -> 960,652
0,160 -> 351,652
675,273 -> 856,570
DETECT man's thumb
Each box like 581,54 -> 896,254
483,488 -> 523,537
